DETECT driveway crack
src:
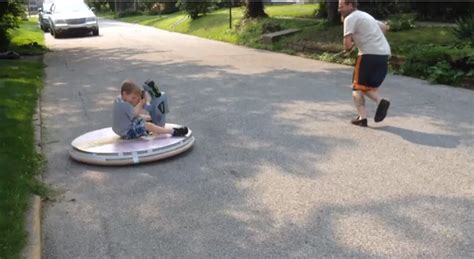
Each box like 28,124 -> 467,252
78,91 -> 90,120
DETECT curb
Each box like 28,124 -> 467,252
21,93 -> 43,259
21,195 -> 42,259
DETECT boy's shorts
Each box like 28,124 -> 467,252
352,54 -> 389,92
125,117 -> 146,139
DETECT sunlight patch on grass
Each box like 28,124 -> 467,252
8,18 -> 46,55
266,4 -> 319,18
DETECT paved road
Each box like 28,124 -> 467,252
42,19 -> 473,258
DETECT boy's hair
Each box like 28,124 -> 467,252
121,80 -> 141,95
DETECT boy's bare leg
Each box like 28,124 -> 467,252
365,89 -> 381,104
145,122 -> 173,135
352,90 -> 367,119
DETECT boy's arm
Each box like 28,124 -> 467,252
139,114 -> 152,121
133,97 -> 146,117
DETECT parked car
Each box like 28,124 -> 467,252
48,1 -> 99,38
38,0 -> 54,32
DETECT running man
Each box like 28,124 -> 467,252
339,0 -> 391,127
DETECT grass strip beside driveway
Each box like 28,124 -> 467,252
0,18 -> 45,259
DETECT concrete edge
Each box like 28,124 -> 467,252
21,195 -> 42,259
21,86 -> 43,259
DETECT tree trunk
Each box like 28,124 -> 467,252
244,0 -> 267,18
326,0 -> 340,24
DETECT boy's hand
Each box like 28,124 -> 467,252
139,95 -> 146,107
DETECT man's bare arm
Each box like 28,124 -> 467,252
377,21 -> 389,34
343,34 -> 354,52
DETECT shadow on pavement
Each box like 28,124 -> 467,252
372,126 -> 461,148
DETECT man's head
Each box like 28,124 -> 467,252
121,79 -> 142,106
338,0 -> 357,18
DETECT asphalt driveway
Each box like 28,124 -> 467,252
41,18 -> 473,258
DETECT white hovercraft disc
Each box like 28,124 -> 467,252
70,123 -> 194,165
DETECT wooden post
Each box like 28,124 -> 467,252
229,0 -> 232,29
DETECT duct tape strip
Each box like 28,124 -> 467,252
132,152 -> 139,164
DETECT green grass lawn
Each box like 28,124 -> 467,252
282,23 -> 458,54
111,4 -> 456,56
8,17 -> 47,55
115,4 -> 320,44
265,3 -> 319,18
0,18 -> 46,259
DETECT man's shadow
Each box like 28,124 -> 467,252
372,126 -> 460,148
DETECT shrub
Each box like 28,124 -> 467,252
410,1 -> 474,22
261,20 -> 282,33
145,2 -> 178,15
401,45 -> 474,85
0,0 -> 24,51
117,10 -> 143,18
452,15 -> 474,45
426,61 -> 466,85
387,13 -> 416,32
176,0 -> 213,20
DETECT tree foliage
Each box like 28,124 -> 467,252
176,0 -> 213,19
0,0 -> 24,51
321,0 -> 474,23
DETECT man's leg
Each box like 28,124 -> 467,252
352,90 -> 367,119
351,90 -> 368,126
364,89 -> 380,104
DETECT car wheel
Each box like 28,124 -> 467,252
92,28 -> 99,36
52,29 -> 61,39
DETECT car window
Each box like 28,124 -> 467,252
42,3 -> 53,11
53,3 -> 90,13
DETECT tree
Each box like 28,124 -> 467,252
0,0 -> 24,51
317,0 -> 339,24
325,0 -> 339,24
244,0 -> 267,19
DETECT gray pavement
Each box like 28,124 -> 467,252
42,19 -> 474,258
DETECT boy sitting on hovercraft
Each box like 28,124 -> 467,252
112,79 -> 188,139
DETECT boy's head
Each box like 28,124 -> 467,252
121,80 -> 142,106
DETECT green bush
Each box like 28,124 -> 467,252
426,61 -> 465,85
401,45 -> 474,85
144,2 -> 178,15
387,13 -> 416,32
261,20 -> 282,33
452,15 -> 474,45
117,10 -> 144,18
176,0 -> 213,20
410,1 -> 474,22
0,0 -> 25,51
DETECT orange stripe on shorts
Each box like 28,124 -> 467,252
353,56 -> 375,92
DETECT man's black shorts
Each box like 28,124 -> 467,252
352,54 -> 389,92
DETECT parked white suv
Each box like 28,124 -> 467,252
38,0 -> 54,32
48,1 -> 99,38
